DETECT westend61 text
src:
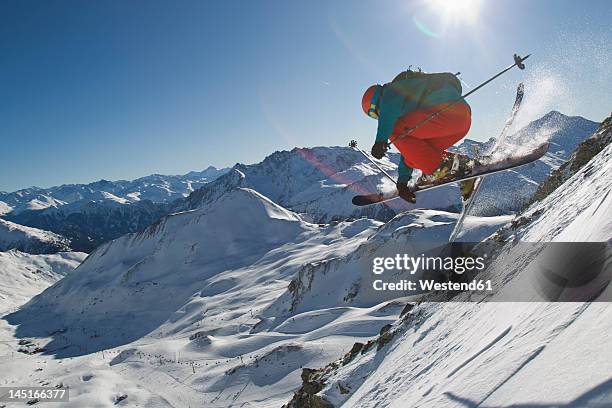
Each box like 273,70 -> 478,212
372,279 -> 494,292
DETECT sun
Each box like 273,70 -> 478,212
430,0 -> 483,24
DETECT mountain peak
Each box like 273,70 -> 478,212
543,110 -> 564,118
228,188 -> 303,223
536,110 -> 598,127
136,186 -> 306,259
186,187 -> 304,233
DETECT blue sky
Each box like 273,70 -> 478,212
1,0 -> 610,192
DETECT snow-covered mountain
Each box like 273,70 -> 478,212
0,113 -> 608,407
0,250 -> 86,314
7,198 -> 169,253
532,114 -> 612,203
176,147 -> 415,222
3,181 -> 511,406
3,112 -> 595,254
463,111 -> 599,214
1,167 -> 228,252
0,166 -> 228,216
177,111 -> 597,223
284,124 -> 612,408
0,218 -> 71,254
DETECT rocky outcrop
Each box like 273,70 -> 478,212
531,114 -> 611,203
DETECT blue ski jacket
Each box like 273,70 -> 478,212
374,72 -> 463,182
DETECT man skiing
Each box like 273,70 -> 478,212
362,69 -> 474,203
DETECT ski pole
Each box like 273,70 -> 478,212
389,53 -> 530,145
349,140 -> 396,183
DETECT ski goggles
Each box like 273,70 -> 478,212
367,85 -> 382,119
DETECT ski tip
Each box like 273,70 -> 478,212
352,194 -> 385,206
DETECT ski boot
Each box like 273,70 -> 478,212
418,151 -> 481,187
396,182 -> 416,203
459,178 -> 477,201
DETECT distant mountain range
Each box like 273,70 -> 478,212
1,167 -> 229,252
0,166 -> 229,216
0,111 -> 600,253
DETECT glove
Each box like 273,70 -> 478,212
396,182 -> 416,203
371,142 -> 388,159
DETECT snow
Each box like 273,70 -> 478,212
322,301 -> 611,408
176,113 -> 597,225
0,113 -> 607,407
1,112 -> 596,255
518,143 -> 611,242
99,191 -> 130,204
0,250 -> 86,315
0,168 -> 231,252
472,111 -> 599,214
0,218 -> 70,254
178,146 -> 465,223
309,143 -> 612,408
0,200 -> 13,215
0,166 -> 229,215
0,183 -> 514,407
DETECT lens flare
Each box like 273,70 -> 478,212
412,15 -> 442,38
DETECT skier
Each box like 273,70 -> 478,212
362,69 -> 475,203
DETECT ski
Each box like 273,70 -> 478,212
352,141 -> 548,206
448,83 -> 525,242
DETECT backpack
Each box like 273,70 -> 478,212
391,70 -> 462,108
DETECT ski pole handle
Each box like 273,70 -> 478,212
349,141 -> 396,183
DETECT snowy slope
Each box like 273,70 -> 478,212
285,140 -> 612,408
3,183 -> 510,407
0,250 -> 87,403
467,111 -> 599,214
8,198 -> 169,252
0,113 -> 605,407
0,218 -> 71,254
4,136 -> 609,407
0,250 -> 86,315
532,114 -> 611,203
1,188 -> 382,406
269,210 -> 512,317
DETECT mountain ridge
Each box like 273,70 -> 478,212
0,218 -> 71,254
0,165 -> 230,215
1,111 -> 599,254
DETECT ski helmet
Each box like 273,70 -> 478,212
362,85 -> 382,119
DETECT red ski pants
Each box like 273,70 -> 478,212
391,102 -> 471,174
